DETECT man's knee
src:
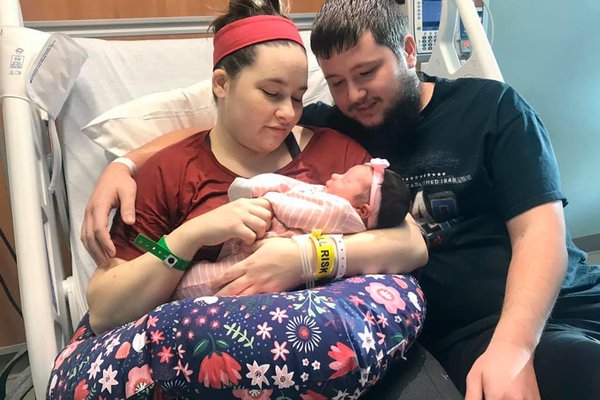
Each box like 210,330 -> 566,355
535,329 -> 600,400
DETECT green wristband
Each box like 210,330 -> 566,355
134,233 -> 191,271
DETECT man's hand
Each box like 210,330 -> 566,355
465,340 -> 540,400
212,237 -> 304,296
81,162 -> 137,265
464,202 -> 565,399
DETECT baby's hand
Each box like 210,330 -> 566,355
193,198 -> 272,246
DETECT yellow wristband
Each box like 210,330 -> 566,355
309,229 -> 336,280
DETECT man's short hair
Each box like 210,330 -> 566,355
311,0 -> 409,60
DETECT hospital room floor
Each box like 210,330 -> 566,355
0,351 -> 34,399
588,251 -> 600,265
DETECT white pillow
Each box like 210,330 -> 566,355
82,67 -> 332,157
82,79 -> 216,157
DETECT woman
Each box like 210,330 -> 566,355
86,0 -> 426,335
49,1 -> 428,398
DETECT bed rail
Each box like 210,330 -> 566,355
423,0 -> 503,81
1,0 -> 72,398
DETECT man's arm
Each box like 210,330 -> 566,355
465,201 -> 567,400
124,127 -> 199,168
497,201 -> 567,356
82,127 -> 198,264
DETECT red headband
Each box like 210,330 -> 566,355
213,15 -> 305,67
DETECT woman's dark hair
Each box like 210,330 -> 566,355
211,0 -> 304,77
376,169 -> 411,229
311,0 -> 408,60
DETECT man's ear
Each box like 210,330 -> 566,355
212,69 -> 229,99
403,34 -> 417,69
355,203 -> 372,219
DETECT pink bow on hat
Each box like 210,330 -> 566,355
365,158 -> 390,228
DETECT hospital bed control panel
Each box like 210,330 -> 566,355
404,0 -> 488,58
414,0 -> 440,53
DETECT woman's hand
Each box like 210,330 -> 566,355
184,198 -> 274,249
82,162 -> 138,265
211,237 -> 304,295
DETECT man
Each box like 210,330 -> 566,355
83,1 -> 599,399
304,2 -> 600,400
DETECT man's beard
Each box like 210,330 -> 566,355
364,70 -> 422,136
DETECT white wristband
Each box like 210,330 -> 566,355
111,157 -> 137,176
292,234 -> 315,289
331,235 -> 346,279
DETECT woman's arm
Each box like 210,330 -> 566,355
87,198 -> 272,334
211,214 -> 428,296
82,127 -> 199,265
344,214 -> 428,275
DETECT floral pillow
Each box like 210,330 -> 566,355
48,274 -> 425,399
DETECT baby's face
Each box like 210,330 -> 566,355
323,165 -> 373,205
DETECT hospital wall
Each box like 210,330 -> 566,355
19,0 -> 325,20
490,0 -> 600,242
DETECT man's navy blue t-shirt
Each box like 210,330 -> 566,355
300,75 -> 600,350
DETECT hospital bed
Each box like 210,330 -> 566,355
0,0 -> 501,398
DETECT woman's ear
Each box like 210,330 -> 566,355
355,203 -> 372,219
212,69 -> 229,99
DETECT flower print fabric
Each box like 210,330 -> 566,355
48,274 -> 425,399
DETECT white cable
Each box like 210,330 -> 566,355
481,0 -> 495,45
